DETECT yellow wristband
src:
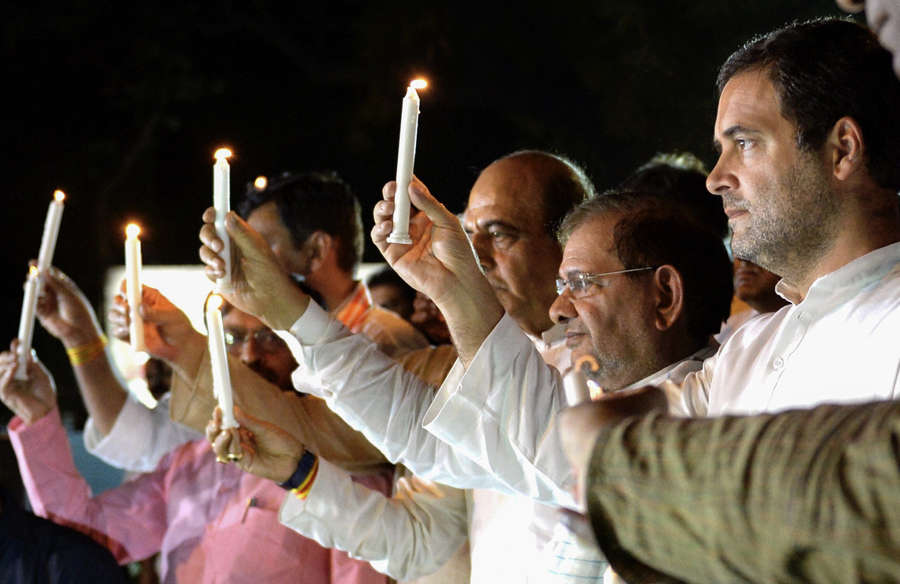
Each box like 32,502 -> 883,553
290,457 -> 319,501
66,335 -> 108,366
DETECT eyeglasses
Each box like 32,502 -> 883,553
555,267 -> 656,297
223,328 -> 287,353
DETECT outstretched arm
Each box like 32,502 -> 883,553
34,267 -> 125,435
39,274 -> 201,471
576,400 -> 900,583
1,347 -> 169,564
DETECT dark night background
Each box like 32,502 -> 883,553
2,0 -> 849,424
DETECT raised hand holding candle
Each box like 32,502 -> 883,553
15,190 -> 67,380
37,190 -> 65,273
213,148 -> 232,288
388,78 -> 427,244
15,266 -> 40,380
124,223 -> 146,353
206,294 -> 237,429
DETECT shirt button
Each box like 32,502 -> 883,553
773,356 -> 785,370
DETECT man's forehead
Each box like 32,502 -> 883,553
559,216 -> 619,274
465,160 -> 546,228
714,70 -> 783,140
465,190 -> 545,231
222,308 -> 267,330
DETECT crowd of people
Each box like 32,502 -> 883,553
2,4 -> 899,584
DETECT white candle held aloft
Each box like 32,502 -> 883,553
15,266 -> 40,380
213,148 -> 232,288
36,190 -> 65,273
124,223 -> 146,353
388,79 -> 427,244
562,368 -> 592,406
206,294 -> 237,429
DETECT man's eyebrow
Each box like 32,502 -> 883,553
713,125 -> 760,152
723,125 -> 760,139
477,219 -> 520,232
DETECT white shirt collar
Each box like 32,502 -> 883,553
775,241 -> 900,305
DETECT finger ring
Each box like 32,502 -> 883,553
226,452 -> 243,462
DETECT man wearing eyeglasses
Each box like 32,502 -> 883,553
220,298 -> 296,391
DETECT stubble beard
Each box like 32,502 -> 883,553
730,156 -> 840,283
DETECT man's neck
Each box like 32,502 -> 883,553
517,312 -> 556,340
780,225 -> 900,303
309,269 -> 358,312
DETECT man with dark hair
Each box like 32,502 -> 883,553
555,193 -> 733,364
662,17 -> 900,416
715,18 -> 900,194
238,171 -> 364,287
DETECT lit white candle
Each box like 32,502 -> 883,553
124,223 -> 146,353
15,266 -> 40,380
36,190 -> 66,274
213,148 -> 232,288
564,354 -> 601,405
206,294 -> 237,428
562,368 -> 592,406
388,78 -> 427,244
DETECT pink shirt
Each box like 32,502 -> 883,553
9,408 -> 389,584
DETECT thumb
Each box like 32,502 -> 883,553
139,288 -> 178,324
233,405 -> 266,434
234,405 -> 300,450
408,177 -> 459,230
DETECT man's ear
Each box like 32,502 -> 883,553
827,116 -> 865,182
651,265 -> 684,331
305,232 -> 333,274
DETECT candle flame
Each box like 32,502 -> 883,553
253,176 -> 268,191
28,265 -> 39,277
214,148 -> 233,161
207,293 -> 224,311
125,223 -> 141,238
53,190 -> 66,202
410,79 -> 428,90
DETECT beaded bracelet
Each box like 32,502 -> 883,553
66,335 -> 108,366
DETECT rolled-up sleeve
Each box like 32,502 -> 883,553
84,393 -> 200,472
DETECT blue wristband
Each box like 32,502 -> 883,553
278,450 -> 317,490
